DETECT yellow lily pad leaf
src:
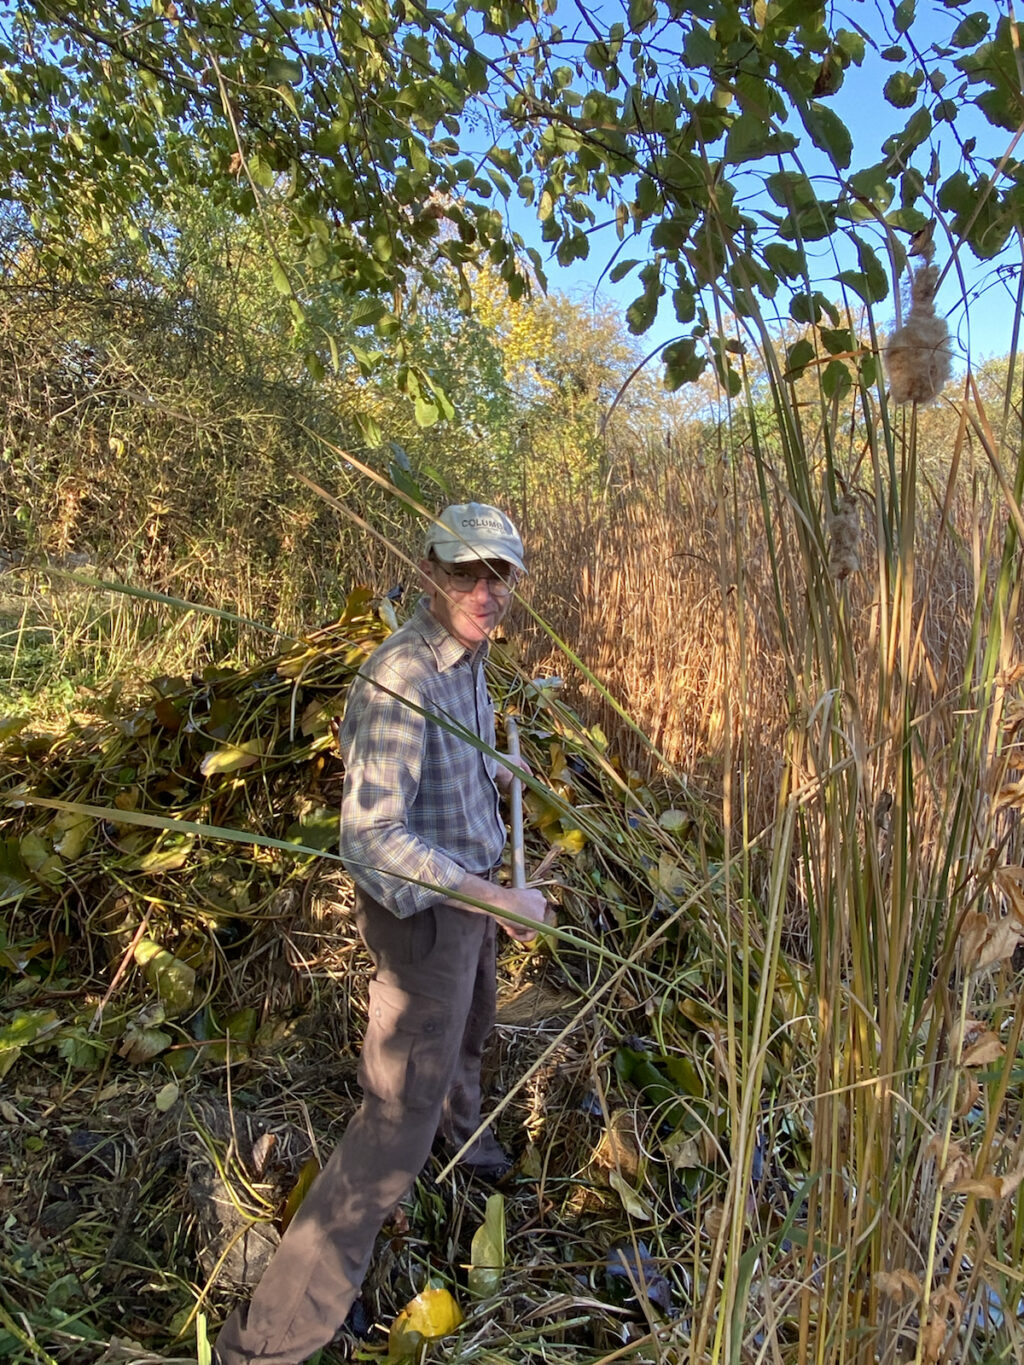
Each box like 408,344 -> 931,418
200,741 -> 265,777
119,1023 -> 173,1064
136,841 -> 193,874
551,825 -> 586,854
20,832 -> 63,885
389,1287 -> 464,1360
52,813 -> 94,861
134,938 -> 196,1017
658,808 -> 690,833
0,715 -> 30,742
468,1194 -> 505,1298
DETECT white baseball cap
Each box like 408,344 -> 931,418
424,502 -> 526,573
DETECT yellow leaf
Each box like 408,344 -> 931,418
280,1157 -> 320,1233
388,1287 -> 463,1360
551,825 -> 586,854
468,1194 -> 505,1298
136,842 -> 192,874
155,1081 -> 180,1112
607,1169 -> 652,1219
134,938 -> 196,1016
52,814 -> 93,861
200,741 -> 265,776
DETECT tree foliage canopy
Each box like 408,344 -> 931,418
1,0 -> 1019,390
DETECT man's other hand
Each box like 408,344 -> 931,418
498,885 -> 550,942
452,873 -> 551,941
495,753 -> 532,795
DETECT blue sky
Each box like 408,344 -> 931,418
498,1 -> 1018,371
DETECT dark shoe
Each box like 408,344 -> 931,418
464,1154 -> 514,1185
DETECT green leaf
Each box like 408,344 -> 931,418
52,812 -> 93,861
468,1193 -> 506,1298
0,1008 -> 59,1079
785,339 -> 816,379
662,338 -> 706,390
58,1026 -> 108,1070
851,161 -> 895,211
414,394 -> 440,427
628,0 -> 657,32
683,25 -> 719,69
20,831 -> 63,885
725,113 -> 798,165
354,412 -> 383,447
626,265 -> 663,336
835,235 -> 888,303
835,28 -> 866,64
271,259 -> 292,295
803,101 -> 852,169
884,71 -> 919,108
0,837 -> 35,904
388,462 -> 425,509
822,359 -> 852,400
893,0 -> 915,33
609,258 -> 641,283
766,171 -> 819,211
266,56 -> 303,85
349,296 -> 386,328
119,1022 -> 173,1064
764,242 -> 806,280
135,841 -> 192,873
951,12 -> 990,47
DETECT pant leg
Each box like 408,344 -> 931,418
437,917 -> 507,1166
214,896 -> 489,1365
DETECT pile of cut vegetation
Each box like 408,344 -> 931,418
0,589 -> 787,1365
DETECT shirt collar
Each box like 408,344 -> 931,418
410,596 -> 488,672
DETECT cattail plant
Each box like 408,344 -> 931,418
885,228 -> 954,406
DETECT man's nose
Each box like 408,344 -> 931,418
469,576 -> 496,599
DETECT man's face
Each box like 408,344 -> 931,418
420,555 -> 517,650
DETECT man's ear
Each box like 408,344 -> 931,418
417,557 -> 436,592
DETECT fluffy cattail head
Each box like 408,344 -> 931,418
885,262 -> 952,405
828,493 -> 860,580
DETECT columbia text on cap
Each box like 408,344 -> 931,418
424,502 -> 526,573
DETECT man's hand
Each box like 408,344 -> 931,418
452,873 -> 551,941
495,885 -> 550,942
495,753 -> 532,795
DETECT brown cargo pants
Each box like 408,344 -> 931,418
213,889 -> 503,1365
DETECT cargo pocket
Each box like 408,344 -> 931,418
358,980 -> 453,1111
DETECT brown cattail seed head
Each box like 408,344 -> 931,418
828,492 -> 860,580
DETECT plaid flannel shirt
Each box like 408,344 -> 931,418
338,597 -> 505,918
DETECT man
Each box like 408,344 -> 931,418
214,502 -> 548,1365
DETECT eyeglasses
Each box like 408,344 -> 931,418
431,555 -> 520,599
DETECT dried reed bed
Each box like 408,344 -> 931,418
517,398 -> 1020,842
